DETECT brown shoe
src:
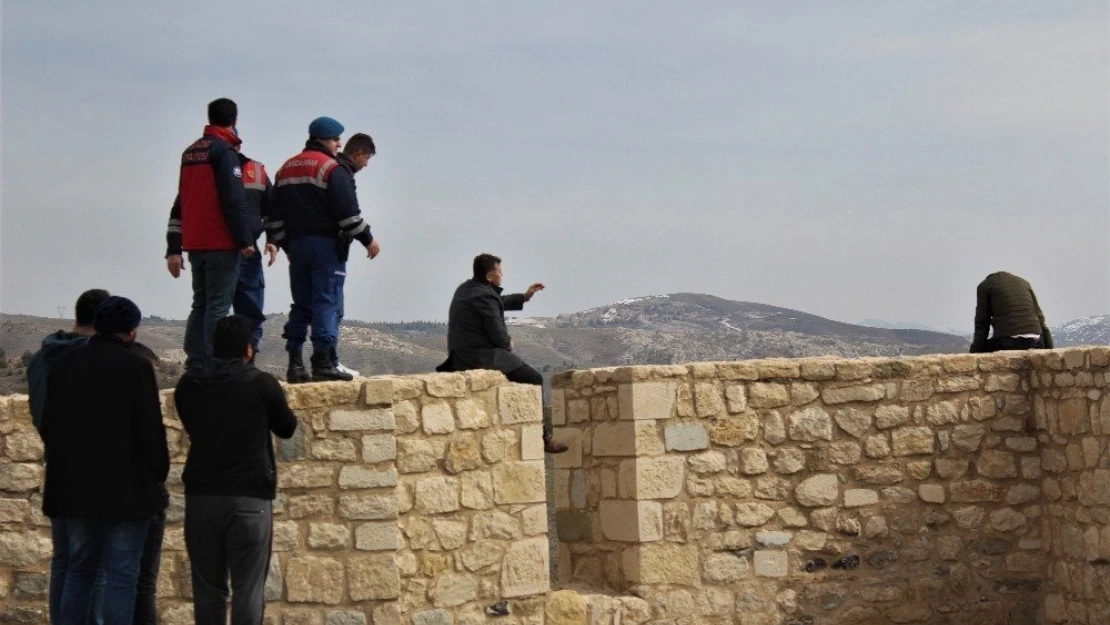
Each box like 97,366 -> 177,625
543,434 -> 568,454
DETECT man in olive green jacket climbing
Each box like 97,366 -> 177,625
969,271 -> 1053,353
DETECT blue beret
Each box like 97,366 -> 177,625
93,296 -> 142,335
308,116 -> 344,138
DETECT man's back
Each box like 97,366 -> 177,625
971,271 -> 1052,352
174,360 -> 297,499
42,335 -> 168,520
446,279 -> 524,373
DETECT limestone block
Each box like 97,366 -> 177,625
787,407 -> 832,441
414,476 -> 459,514
919,484 -> 945,503
459,470 -> 494,510
592,421 -> 661,456
791,382 -> 820,405
338,493 -> 397,520
0,462 -> 43,493
834,408 -> 872,438
756,530 -> 793,548
325,612 -> 366,625
763,411 -> 787,444
734,503 -> 776,526
410,610 -> 450,625
694,382 -> 726,417
936,376 -> 980,393
774,449 -> 806,474
989,509 -> 1026,532
753,550 -> 788,577
951,424 -> 986,452
739,448 -> 769,474
935,458 -> 969,480
501,537 -> 550,597
709,414 -> 759,446
445,433 -> 482,474
329,408 -> 394,432
618,381 -> 678,420
481,429 -> 516,463
5,430 -> 43,461
500,385 -> 542,424
279,465 -> 335,489
1079,469 -> 1110,505
493,460 -> 546,504
716,476 -> 753,498
795,474 -> 839,507
307,523 -> 350,550
429,572 -> 477,608
0,531 -> 51,567
310,438 -> 357,461
618,456 -> 685,499
396,439 -> 444,474
829,440 -> 861,465
551,389 -> 567,426
864,435 -> 890,458
800,360 -> 836,380
749,383 -> 790,409
287,381 -> 362,409
392,401 -> 419,434
347,553 -> 400,600
518,424 -> 544,461
623,544 -> 699,585
777,507 -> 807,528
664,422 -> 709,451
891,427 -> 935,456
454,398 -> 490,430
521,504 -> 547,536
553,428 -> 583,468
1058,398 -> 1088,435
949,480 -> 1004,503
546,590 -> 588,625
0,499 -> 29,524
354,522 -> 400,551
688,451 -> 727,474
821,383 -> 885,404
874,405 -> 910,429
863,517 -> 888,538
360,434 -> 396,464
285,556 -> 344,604
599,500 -> 663,542
977,450 -> 1017,479
567,399 -> 590,423
421,401 -> 455,435
725,384 -> 748,413
844,489 -> 878,507
703,553 -> 750,582
338,466 -> 397,489
361,378 -> 393,406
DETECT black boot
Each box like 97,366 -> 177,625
543,424 -> 568,454
311,349 -> 353,382
286,350 -> 310,384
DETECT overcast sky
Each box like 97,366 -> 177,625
2,1 -> 1107,332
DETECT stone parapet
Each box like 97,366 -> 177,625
551,347 -> 1110,624
0,369 -> 550,625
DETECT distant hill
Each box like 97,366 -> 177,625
1,292 -> 980,395
1052,316 -> 1110,347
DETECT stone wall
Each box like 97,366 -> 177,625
0,371 -> 552,625
551,347 -> 1110,625
1,349 -> 1108,625
1033,349 -> 1110,624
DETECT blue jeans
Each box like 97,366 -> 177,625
185,250 -> 241,370
89,511 -> 165,625
233,251 -> 266,352
49,520 -> 69,624
283,236 -> 345,359
54,517 -> 150,625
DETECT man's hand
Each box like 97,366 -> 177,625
265,243 -> 279,267
166,255 -> 185,279
241,245 -> 256,258
366,239 -> 381,259
523,282 -> 545,301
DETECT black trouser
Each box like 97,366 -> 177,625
184,495 -> 272,625
506,364 -> 543,386
985,336 -> 1045,352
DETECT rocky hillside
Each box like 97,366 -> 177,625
1052,315 -> 1110,347
0,293 -> 981,394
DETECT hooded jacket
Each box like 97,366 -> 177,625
970,271 -> 1054,353
174,359 -> 298,499
27,331 -> 90,433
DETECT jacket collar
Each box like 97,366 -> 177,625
203,125 -> 242,147
304,139 -> 336,157
90,333 -> 130,348
336,152 -> 358,173
470,278 -> 502,295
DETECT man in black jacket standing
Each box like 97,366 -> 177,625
174,315 -> 298,625
439,253 -> 567,453
42,296 -> 169,625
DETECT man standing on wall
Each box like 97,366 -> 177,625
271,117 -> 380,383
165,97 -> 256,371
41,296 -> 169,625
174,315 -> 298,625
233,141 -> 280,355
438,253 -> 567,453
969,271 -> 1054,353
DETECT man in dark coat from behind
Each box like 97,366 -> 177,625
438,253 -> 567,453
42,296 -> 170,625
